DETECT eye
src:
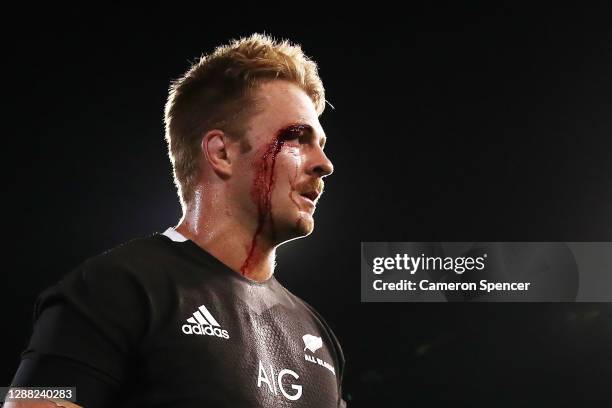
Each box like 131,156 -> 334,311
279,125 -> 308,143
286,129 -> 302,140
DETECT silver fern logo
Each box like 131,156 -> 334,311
302,334 -> 323,353
302,334 -> 335,375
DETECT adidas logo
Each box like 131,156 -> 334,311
181,305 -> 230,339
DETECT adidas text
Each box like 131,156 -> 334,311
182,324 -> 230,339
182,305 -> 230,339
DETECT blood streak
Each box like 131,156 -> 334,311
288,163 -> 302,229
240,124 -> 308,275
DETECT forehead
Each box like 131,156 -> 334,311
247,80 -> 326,139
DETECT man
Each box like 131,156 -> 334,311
8,33 -> 346,407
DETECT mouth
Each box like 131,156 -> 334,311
298,190 -> 320,208
300,191 -> 319,202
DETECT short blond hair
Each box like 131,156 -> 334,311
164,33 -> 326,210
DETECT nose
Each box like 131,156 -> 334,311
306,145 -> 334,178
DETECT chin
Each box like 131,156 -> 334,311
296,216 -> 315,236
275,213 -> 315,244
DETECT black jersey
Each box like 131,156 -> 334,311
11,229 -> 346,407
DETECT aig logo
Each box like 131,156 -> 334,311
256,360 -> 303,401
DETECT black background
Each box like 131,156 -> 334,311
4,4 -> 612,407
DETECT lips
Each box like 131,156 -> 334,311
300,190 -> 319,202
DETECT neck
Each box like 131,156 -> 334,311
174,193 -> 277,283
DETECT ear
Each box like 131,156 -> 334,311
202,129 -> 233,179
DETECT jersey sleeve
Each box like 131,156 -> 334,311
11,255 -> 152,408
299,300 -> 348,407
321,314 -> 348,408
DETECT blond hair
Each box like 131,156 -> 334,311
164,33 -> 326,210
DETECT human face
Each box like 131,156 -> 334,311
232,80 -> 333,246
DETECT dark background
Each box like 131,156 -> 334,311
4,4 -> 612,407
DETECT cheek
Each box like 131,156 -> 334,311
276,150 -> 302,211
234,161 -> 254,192
279,148 -> 302,184
283,144 -> 301,157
